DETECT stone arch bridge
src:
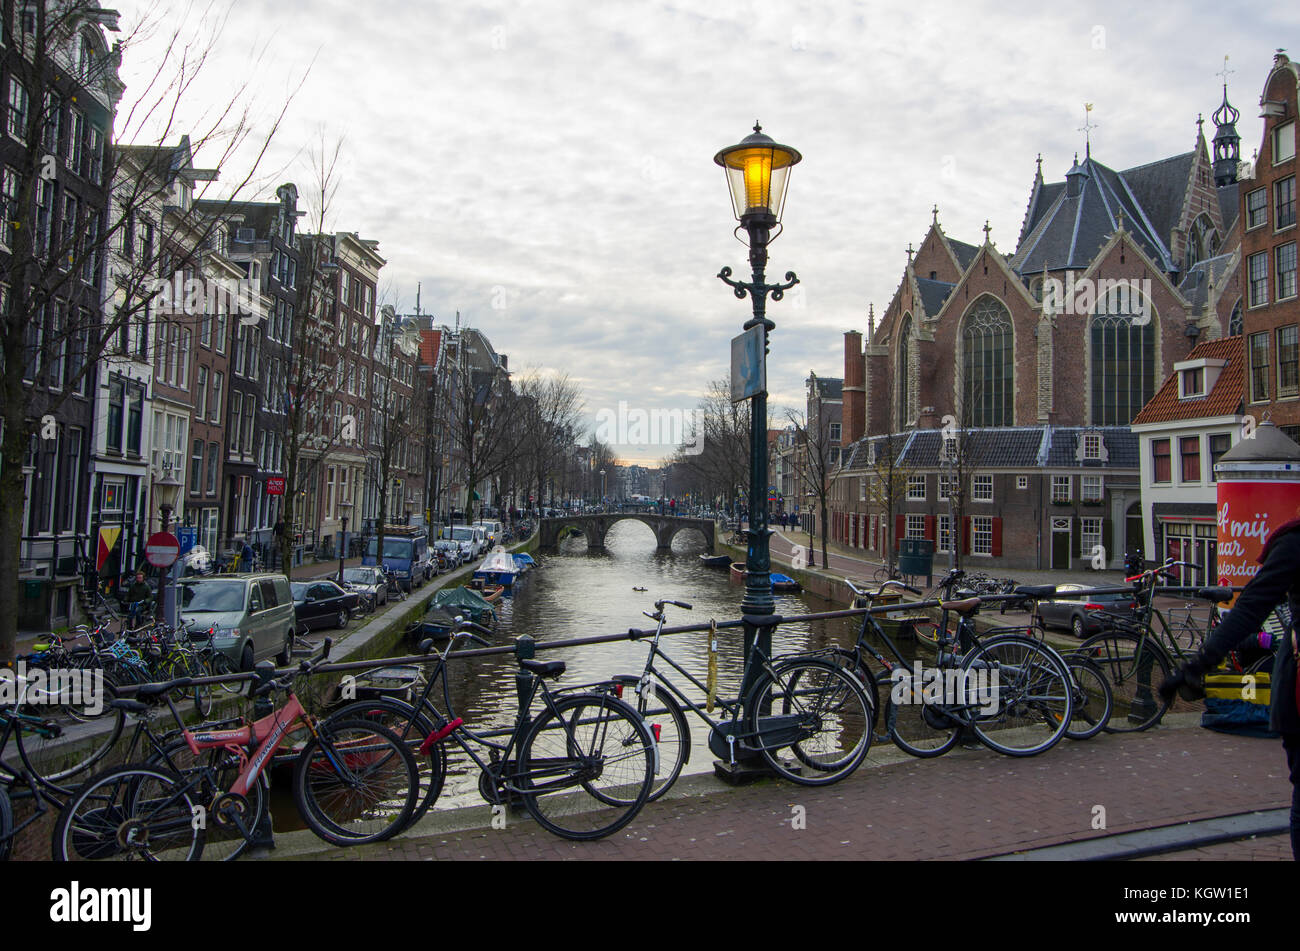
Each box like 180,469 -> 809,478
539,514 -> 716,553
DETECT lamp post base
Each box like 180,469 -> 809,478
712,757 -> 783,785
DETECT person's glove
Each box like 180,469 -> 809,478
1159,653 -> 1211,703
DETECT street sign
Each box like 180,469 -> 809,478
145,532 -> 181,568
266,477 -> 286,496
730,325 -> 765,403
177,527 -> 197,555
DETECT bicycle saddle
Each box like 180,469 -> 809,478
520,659 -> 566,679
109,698 -> 149,715
1196,586 -> 1233,603
939,598 -> 981,615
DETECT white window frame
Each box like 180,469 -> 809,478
1081,474 -> 1104,502
907,474 -> 926,501
972,474 -> 993,503
972,515 -> 993,555
905,514 -> 926,540
1051,475 -> 1071,503
1016,475 -> 1029,490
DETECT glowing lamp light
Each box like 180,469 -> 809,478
714,122 -> 802,222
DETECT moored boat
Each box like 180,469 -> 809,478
730,562 -> 747,580
699,554 -> 731,568
474,548 -> 519,587
771,572 -> 802,592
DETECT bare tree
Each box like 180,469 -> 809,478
671,378 -> 750,514
785,407 -> 837,569
516,371 -> 584,513
0,0 -> 303,660
444,343 -> 517,525
861,433 -> 915,570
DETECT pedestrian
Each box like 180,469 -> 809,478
122,569 -> 153,623
1160,515 -> 1300,860
240,536 -> 255,571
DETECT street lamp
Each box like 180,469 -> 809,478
599,469 -> 606,509
338,500 -> 353,584
715,121 -> 801,709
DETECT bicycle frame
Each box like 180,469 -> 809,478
184,693 -> 314,798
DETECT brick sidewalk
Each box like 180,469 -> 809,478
268,720 -> 1293,862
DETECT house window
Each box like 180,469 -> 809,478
972,516 -> 993,555
190,440 -> 203,493
1209,433 -> 1231,482
829,422 -> 841,443
1016,475 -> 1028,490
1248,252 -> 1269,307
1081,475 -> 1103,502
229,392 -> 242,454
1179,436 -> 1201,482
938,474 -> 951,501
1051,475 -> 1071,503
1275,121 -> 1296,165
7,77 -> 27,141
206,442 -> 219,495
858,477 -> 866,502
1278,243 -> 1298,301
1152,439 -> 1172,483
106,378 -> 124,451
1083,433 -> 1103,458
1180,367 -> 1204,397
972,474 -> 993,502
1277,176 -> 1297,230
126,385 -> 143,455
1250,332 -> 1271,402
1,166 -> 18,246
195,366 -> 208,419
907,475 -> 926,501
1080,517 -> 1104,560
211,371 -> 223,422
937,514 -> 952,554
1279,325 -> 1299,398
1246,187 -> 1268,229
905,514 -> 926,539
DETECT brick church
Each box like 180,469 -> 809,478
831,82 -> 1246,572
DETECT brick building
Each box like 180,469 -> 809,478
834,83 -> 1247,570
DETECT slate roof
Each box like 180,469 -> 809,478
1010,155 -> 1176,275
1116,152 -> 1195,251
1176,253 -> 1236,315
841,426 -> 1139,470
947,238 -> 980,272
1216,183 -> 1240,233
1131,335 -> 1244,425
812,377 -> 843,400
915,277 -> 956,318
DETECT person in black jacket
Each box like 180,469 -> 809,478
1161,518 -> 1300,860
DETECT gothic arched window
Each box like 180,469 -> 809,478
961,296 -> 1015,426
1228,298 -> 1243,336
1090,289 -> 1155,426
897,314 -> 915,429
1185,213 -> 1219,271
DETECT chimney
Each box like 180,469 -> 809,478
843,330 -> 866,445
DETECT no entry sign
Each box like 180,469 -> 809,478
145,532 -> 181,568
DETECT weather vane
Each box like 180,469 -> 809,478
1079,103 -> 1098,157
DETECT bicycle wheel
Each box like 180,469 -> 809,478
1062,654 -> 1113,740
818,648 -> 881,731
0,783 -> 12,861
884,671 -> 961,758
323,698 -> 447,824
748,658 -> 872,784
203,651 -> 247,697
52,764 -> 203,861
517,694 -> 654,840
1077,630 -> 1172,732
292,718 -> 420,847
964,634 -> 1072,756
146,738 -> 267,861
16,686 -> 125,786
596,680 -> 689,804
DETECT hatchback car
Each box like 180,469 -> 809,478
1037,584 -> 1139,637
291,580 -> 360,634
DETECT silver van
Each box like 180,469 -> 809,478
178,574 -> 298,669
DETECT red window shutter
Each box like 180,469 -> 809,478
962,516 -> 971,555
991,517 -> 1002,557
895,514 -> 905,549
924,515 -> 935,540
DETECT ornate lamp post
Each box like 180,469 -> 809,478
714,121 -> 801,705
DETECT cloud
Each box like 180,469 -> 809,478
114,0 -> 1283,462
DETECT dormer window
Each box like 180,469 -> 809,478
1181,366 -> 1204,398
1174,357 -> 1227,400
1275,121 -> 1296,165
1076,431 -> 1107,462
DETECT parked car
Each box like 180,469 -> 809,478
474,520 -> 503,547
362,530 -> 429,592
1037,583 -> 1139,638
449,525 -> 486,560
178,574 -> 297,670
340,566 -> 388,611
291,580 -> 360,634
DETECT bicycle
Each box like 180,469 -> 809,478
1074,558 -> 1210,732
326,622 -> 659,840
51,642 -> 421,861
590,599 -> 873,802
873,563 -> 903,584
826,578 -> 1074,757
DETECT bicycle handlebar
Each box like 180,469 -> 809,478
845,578 -> 921,599
654,599 -> 693,612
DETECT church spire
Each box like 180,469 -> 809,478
1212,55 -> 1241,186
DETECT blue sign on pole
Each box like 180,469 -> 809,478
177,527 -> 197,555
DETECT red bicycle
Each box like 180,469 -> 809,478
51,640 -> 420,861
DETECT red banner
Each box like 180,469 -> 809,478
266,478 -> 286,496
1215,479 -> 1300,586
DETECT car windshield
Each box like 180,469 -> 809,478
179,580 -> 245,613
451,528 -> 474,541
342,569 -> 373,584
367,538 -> 414,559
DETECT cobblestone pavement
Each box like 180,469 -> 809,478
265,718 -> 1292,862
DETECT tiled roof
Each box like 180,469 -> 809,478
813,377 -> 843,399
1177,253 -> 1236,314
1131,335 -> 1244,425
842,426 -> 1138,470
418,329 -> 442,367
915,277 -> 956,318
1043,427 -> 1140,468
948,239 -> 980,272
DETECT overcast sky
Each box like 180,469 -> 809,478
116,0 -> 1294,464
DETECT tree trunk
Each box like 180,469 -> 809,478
0,409 -> 32,663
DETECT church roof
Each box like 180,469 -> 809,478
914,277 -> 957,318
1176,252 -> 1236,314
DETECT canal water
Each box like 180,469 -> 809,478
407,522 -> 879,808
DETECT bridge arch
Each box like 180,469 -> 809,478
538,514 -> 716,553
